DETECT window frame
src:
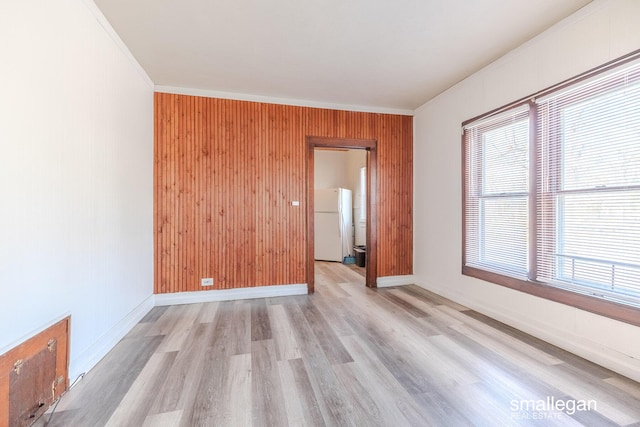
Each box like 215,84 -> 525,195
462,49 -> 640,327
359,166 -> 367,222
465,112 -> 530,278
542,87 -> 640,307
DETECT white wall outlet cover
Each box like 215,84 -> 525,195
291,201 -> 300,206
201,278 -> 214,286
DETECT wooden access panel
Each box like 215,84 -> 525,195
0,317 -> 69,427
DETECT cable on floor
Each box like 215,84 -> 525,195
41,372 -> 86,426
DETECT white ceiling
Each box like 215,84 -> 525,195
94,0 -> 591,112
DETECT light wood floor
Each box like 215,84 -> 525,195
37,262 -> 640,426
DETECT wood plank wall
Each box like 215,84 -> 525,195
154,93 -> 413,293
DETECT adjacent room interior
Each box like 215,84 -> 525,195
314,148 -> 367,278
2,0 -> 640,425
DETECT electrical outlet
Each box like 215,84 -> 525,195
201,278 -> 214,287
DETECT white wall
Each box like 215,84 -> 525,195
0,0 -> 154,379
414,0 -> 640,382
347,150 -> 367,246
314,149 -> 366,194
346,150 -> 367,194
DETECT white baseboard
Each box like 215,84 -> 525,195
413,278 -> 640,383
154,283 -> 308,306
67,284 -> 306,380
376,275 -> 417,288
68,294 -> 155,380
481,304 -> 640,383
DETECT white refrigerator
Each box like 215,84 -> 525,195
314,188 -> 353,262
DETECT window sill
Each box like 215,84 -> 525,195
462,265 -> 640,327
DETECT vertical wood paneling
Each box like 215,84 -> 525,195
154,94 -> 413,293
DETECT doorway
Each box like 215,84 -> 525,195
306,136 -> 377,292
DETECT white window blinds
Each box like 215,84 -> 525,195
464,108 -> 530,279
536,62 -> 640,307
463,54 -> 640,312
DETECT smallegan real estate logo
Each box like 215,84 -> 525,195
510,397 -> 597,420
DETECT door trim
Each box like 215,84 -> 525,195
306,136 -> 378,292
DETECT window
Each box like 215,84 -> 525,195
463,51 -> 640,324
359,166 -> 367,222
465,109 -> 529,278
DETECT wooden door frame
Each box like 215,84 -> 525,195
306,136 -> 378,293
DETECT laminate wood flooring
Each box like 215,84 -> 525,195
36,262 -> 640,426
